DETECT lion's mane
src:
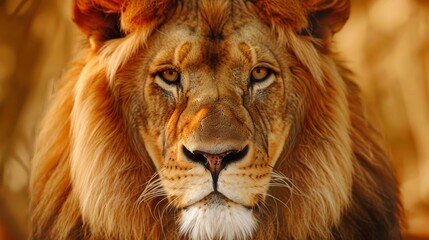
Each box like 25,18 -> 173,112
30,0 -> 402,239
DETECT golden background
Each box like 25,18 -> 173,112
0,0 -> 428,239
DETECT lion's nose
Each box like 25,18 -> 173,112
182,145 -> 249,190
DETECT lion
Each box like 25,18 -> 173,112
30,0 -> 403,239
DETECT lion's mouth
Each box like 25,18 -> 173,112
181,192 -> 227,210
203,192 -> 227,204
182,192 -> 254,211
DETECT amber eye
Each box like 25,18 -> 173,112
159,69 -> 180,83
251,67 -> 271,82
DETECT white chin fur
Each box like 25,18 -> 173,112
179,199 -> 256,240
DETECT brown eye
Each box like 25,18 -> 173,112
160,69 -> 180,83
251,67 -> 271,82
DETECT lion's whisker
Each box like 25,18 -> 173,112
269,170 -> 304,196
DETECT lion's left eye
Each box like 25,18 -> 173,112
250,67 -> 272,82
159,69 -> 180,84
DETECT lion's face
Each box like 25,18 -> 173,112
125,9 -> 291,238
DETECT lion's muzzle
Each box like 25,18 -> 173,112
182,145 -> 249,190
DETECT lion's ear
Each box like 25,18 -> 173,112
72,0 -> 124,42
72,0 -> 175,48
304,0 -> 350,41
253,0 -> 350,43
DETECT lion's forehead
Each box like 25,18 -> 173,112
152,32 -> 273,63
147,1 -> 279,69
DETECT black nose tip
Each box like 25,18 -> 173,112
182,145 -> 249,189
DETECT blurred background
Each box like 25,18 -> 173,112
0,0 -> 428,239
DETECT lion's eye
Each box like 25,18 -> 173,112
159,69 -> 180,83
250,67 -> 271,82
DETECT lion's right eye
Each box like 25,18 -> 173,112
158,69 -> 180,84
251,67 -> 271,82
